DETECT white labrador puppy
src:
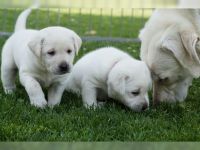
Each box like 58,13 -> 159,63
1,6 -> 82,108
66,47 -> 152,112
139,9 -> 200,105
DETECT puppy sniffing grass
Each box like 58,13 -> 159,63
1,6 -> 82,108
66,47 -> 152,112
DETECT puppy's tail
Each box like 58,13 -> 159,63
14,0 -> 40,32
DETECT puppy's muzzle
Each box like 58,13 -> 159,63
130,101 -> 148,112
59,62 -> 70,74
141,103 -> 148,111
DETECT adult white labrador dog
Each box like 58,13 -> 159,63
1,6 -> 82,108
66,47 -> 152,112
139,9 -> 200,105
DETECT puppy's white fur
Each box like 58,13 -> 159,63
179,0 -> 200,8
66,47 -> 152,112
139,9 -> 200,104
1,6 -> 82,108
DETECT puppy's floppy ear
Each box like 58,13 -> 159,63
180,30 -> 200,64
107,73 -> 128,98
161,29 -> 200,78
28,35 -> 45,58
72,33 -> 82,55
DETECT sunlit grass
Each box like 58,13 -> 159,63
0,9 -> 148,38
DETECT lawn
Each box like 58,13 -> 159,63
0,8 -> 148,38
0,9 -> 200,141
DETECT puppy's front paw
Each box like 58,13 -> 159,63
30,98 -> 47,108
84,103 -> 98,109
48,100 -> 60,108
4,86 -> 16,94
97,101 -> 106,108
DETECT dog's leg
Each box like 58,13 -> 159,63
153,80 -> 160,106
1,45 -> 17,94
1,66 -> 17,94
97,88 -> 107,107
48,84 -> 65,107
19,73 -> 47,108
82,82 -> 98,109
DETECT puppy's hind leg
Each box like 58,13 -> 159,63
1,43 -> 17,94
82,81 -> 98,109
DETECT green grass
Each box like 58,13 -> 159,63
0,9 -> 200,141
0,9 -> 147,38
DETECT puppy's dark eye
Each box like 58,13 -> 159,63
158,77 -> 169,83
47,50 -> 55,56
131,90 -> 140,96
67,49 -> 72,54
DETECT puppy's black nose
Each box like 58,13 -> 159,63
59,62 -> 69,73
142,103 -> 148,111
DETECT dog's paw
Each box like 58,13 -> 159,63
84,103 -> 99,110
4,87 -> 16,94
31,99 -> 47,108
97,101 -> 106,108
48,101 -> 60,108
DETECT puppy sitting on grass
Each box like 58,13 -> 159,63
66,47 -> 152,112
1,6 -> 82,108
